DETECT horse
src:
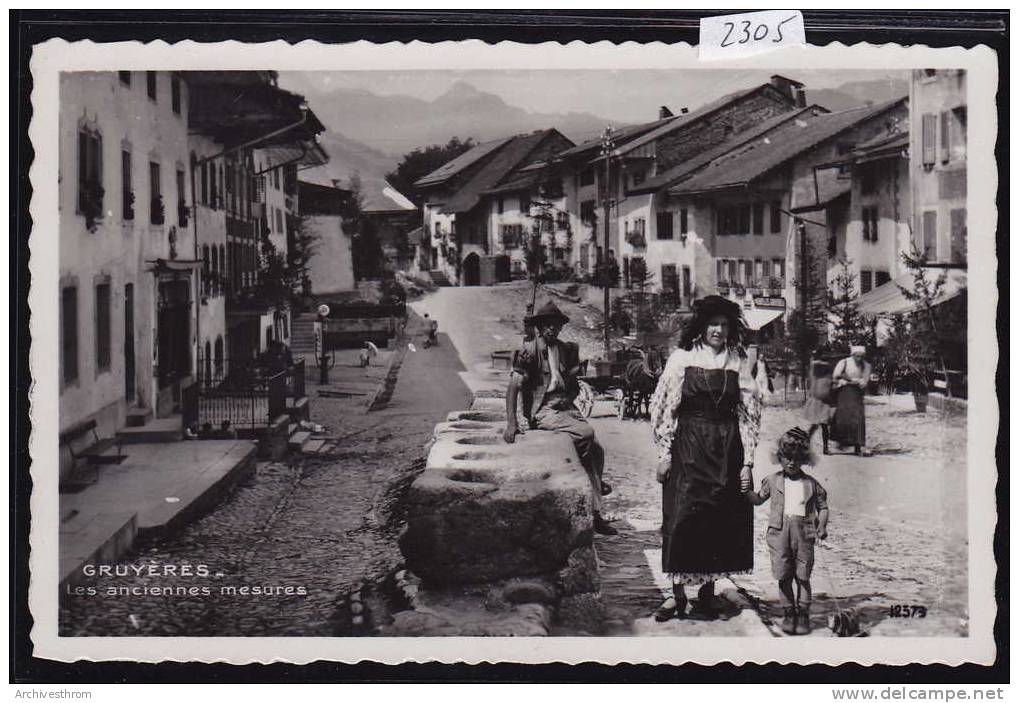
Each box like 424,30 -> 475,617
617,347 -> 661,420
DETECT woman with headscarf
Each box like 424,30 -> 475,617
830,345 -> 872,456
648,296 -> 763,620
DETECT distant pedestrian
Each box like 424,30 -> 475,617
831,345 -> 872,456
746,426 -> 830,635
358,341 -> 379,367
803,354 -> 836,454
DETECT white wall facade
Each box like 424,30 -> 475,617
59,71 -> 194,445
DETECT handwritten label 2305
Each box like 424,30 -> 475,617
720,15 -> 798,48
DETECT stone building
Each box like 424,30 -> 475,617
59,70 -> 196,456
414,129 -> 574,286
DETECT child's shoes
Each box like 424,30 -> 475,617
795,604 -> 813,635
780,606 -> 798,635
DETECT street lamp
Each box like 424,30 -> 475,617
599,126 -> 616,362
314,303 -> 335,384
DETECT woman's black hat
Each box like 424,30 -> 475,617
525,301 -> 570,326
692,295 -> 743,321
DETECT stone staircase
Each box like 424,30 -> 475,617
428,270 -> 452,287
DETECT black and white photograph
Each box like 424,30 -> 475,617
23,33 -> 999,668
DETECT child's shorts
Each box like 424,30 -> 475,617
766,516 -> 816,581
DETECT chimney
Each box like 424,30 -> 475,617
794,86 -> 806,108
680,107 -> 689,114
659,106 -> 674,119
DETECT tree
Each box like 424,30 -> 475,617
828,258 -> 875,351
880,242 -> 963,399
287,215 -> 320,298
628,257 -> 659,334
386,137 -> 478,207
790,220 -> 829,381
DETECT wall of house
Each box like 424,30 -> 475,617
910,69 -> 967,265
837,154 -> 912,295
422,199 -> 459,282
304,214 -> 356,295
488,194 -> 530,274
254,149 -> 291,257
59,71 -> 193,448
190,133 -> 229,379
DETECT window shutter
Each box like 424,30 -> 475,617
922,114 -> 937,166
940,112 -> 951,163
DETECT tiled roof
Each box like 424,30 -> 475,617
612,85 -> 769,158
556,116 -> 679,161
414,136 -> 514,188
629,106 -> 825,195
669,97 -> 907,196
300,167 -> 416,214
440,130 -> 571,214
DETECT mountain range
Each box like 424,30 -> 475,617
288,76 -> 910,198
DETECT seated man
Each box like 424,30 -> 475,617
503,301 -> 617,536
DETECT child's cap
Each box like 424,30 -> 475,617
777,426 -> 812,463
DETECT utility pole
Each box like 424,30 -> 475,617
600,127 -> 615,361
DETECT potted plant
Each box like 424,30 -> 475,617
879,314 -> 935,412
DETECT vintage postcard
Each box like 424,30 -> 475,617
27,36 -> 999,666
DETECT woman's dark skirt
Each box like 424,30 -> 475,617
661,411 -> 754,577
831,385 -> 867,447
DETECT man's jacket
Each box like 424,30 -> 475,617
511,337 -> 582,420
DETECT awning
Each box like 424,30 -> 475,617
857,268 -> 967,316
743,307 -> 784,330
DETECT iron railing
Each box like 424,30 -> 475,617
184,355 -> 303,433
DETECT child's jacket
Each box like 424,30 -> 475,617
748,471 -> 829,530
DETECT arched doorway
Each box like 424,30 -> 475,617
494,254 -> 511,284
462,252 -> 481,286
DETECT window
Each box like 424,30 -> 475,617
501,224 -> 523,249
741,260 -> 753,285
580,200 -> 596,225
752,203 -> 764,235
273,167 -> 281,190
661,265 -> 678,295
119,71 -> 131,86
922,210 -> 938,258
716,260 -> 726,285
754,259 -> 764,284
761,260 -> 771,281
860,163 -> 878,195
681,266 -> 692,298
939,111 -> 951,163
176,168 -> 187,226
770,200 -> 782,233
146,71 -> 157,101
772,258 -> 785,284
875,270 -> 891,288
862,205 -> 879,242
950,208 -> 967,263
95,281 -> 112,372
275,208 -> 284,233
149,161 -> 163,225
497,197 -> 504,215
520,193 -> 531,214
202,245 -> 211,295
860,270 -> 873,295
952,106 -> 968,158
121,149 -> 133,221
737,205 -> 751,234
728,260 -> 737,282
679,208 -> 688,235
656,211 -> 673,240
579,168 -> 595,187
61,286 -> 79,385
171,75 -> 181,114
921,113 -> 937,167
200,162 -> 208,205
77,127 -> 103,217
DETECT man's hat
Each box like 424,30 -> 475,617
525,301 -> 570,326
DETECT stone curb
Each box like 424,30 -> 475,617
366,334 -> 410,412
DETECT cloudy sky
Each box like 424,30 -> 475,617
279,68 -> 907,123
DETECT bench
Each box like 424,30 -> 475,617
59,419 -> 123,491
490,350 -> 514,369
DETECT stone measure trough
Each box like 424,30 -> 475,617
393,391 -> 603,635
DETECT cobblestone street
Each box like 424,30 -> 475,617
60,285 -> 968,638
59,314 -> 471,636
414,284 -> 970,638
